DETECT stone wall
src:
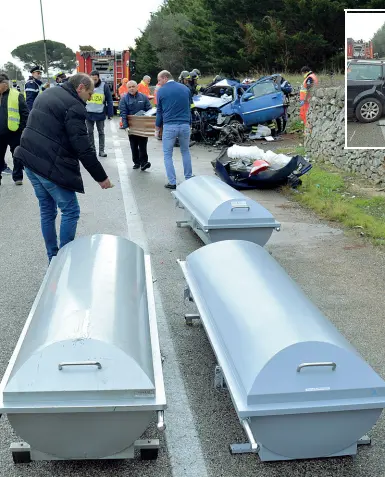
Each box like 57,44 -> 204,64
304,87 -> 385,185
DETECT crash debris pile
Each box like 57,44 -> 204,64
305,87 -> 385,185
212,145 -> 312,190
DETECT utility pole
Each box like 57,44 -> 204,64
39,0 -> 49,81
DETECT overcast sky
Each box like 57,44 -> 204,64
1,0 -> 163,76
346,11 -> 385,42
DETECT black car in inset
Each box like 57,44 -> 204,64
347,59 -> 385,123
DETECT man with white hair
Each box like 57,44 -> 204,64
138,75 -> 154,100
155,70 -> 193,189
119,80 -> 152,170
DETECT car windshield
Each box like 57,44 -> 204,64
247,82 -> 277,98
204,86 -> 234,99
347,64 -> 383,81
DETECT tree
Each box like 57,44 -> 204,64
146,11 -> 191,74
132,31 -> 161,79
79,45 -> 96,51
11,40 -> 76,74
0,62 -> 23,80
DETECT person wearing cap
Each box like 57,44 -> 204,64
138,76 -> 154,100
0,73 -> 29,186
86,70 -> 113,158
25,66 -> 50,111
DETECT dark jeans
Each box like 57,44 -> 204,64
0,131 -> 24,181
86,119 -> 105,153
129,135 -> 148,165
25,168 -> 80,262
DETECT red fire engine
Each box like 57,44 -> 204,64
75,48 -> 131,110
347,38 -> 374,59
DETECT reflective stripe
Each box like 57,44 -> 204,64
8,89 -> 20,132
24,88 -> 38,92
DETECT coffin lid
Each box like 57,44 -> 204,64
173,176 -> 280,230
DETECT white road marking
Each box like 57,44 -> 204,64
349,129 -> 356,143
109,120 -> 209,477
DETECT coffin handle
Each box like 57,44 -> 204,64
157,410 -> 166,431
58,361 -> 102,371
241,419 -> 259,452
297,362 -> 337,372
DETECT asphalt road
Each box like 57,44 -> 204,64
1,120 -> 385,477
347,119 -> 385,148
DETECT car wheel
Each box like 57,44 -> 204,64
355,98 -> 382,123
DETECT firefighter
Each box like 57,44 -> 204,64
274,74 -> 292,135
0,73 -> 29,185
138,75 -> 154,100
178,71 -> 191,86
299,66 -> 318,126
189,70 -> 202,95
24,66 -> 50,111
54,72 -> 67,86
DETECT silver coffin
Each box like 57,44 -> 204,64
172,175 -> 280,246
179,240 -> 385,461
0,234 -> 166,461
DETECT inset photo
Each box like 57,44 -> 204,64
346,9 -> 385,148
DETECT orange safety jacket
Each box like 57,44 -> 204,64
118,84 -> 128,97
299,72 -> 318,102
138,80 -> 151,98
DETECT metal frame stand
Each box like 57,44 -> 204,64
10,439 -> 161,464
229,435 -> 371,457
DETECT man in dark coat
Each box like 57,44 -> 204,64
14,73 -> 113,262
0,73 -> 29,185
119,80 -> 152,170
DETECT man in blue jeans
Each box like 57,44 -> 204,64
14,73 -> 113,262
155,70 -> 193,189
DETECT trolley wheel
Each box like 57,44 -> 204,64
12,450 -> 31,464
140,448 -> 159,460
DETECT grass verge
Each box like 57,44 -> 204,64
275,150 -> 385,245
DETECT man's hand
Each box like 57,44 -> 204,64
155,127 -> 161,139
44,83 -> 50,89
98,178 -> 114,189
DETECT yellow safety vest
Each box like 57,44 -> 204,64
8,88 -> 20,132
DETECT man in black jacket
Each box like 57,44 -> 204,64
0,73 -> 29,185
14,73 -> 113,262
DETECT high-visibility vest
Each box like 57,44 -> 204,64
86,82 -> 105,114
299,73 -> 318,102
138,80 -> 151,97
7,88 -> 20,132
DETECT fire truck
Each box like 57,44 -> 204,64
347,38 -> 374,59
75,48 -> 132,111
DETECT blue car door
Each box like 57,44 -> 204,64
239,82 -> 285,126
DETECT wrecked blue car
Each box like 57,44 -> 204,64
191,78 -> 285,142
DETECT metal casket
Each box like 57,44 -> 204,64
172,175 -> 280,246
0,234 -> 166,460
179,240 -> 385,461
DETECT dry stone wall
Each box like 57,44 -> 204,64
304,87 -> 385,185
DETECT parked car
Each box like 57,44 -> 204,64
191,78 -> 285,141
347,59 -> 385,122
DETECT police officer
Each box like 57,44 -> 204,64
24,66 -> 50,111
